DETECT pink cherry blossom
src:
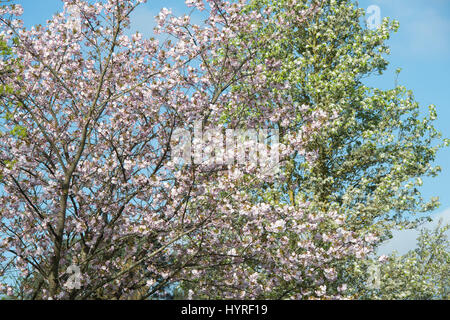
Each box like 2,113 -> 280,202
0,0 -> 376,300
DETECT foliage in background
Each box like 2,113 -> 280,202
351,222 -> 449,300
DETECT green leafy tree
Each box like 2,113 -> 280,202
0,1 -> 25,143
352,222 -> 449,300
248,0 -> 446,228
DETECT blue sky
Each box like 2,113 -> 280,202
12,0 -> 450,254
